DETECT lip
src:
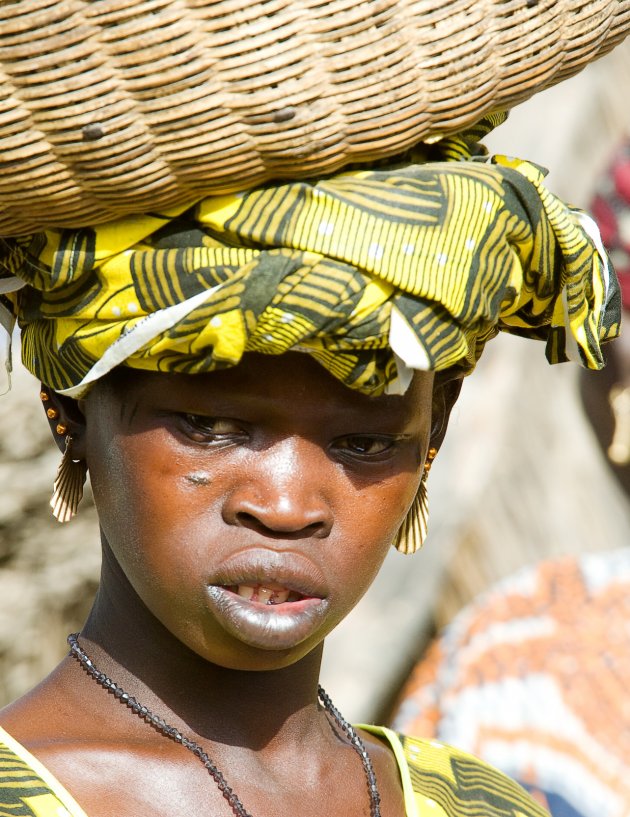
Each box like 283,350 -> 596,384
208,548 -> 328,598
205,549 -> 330,650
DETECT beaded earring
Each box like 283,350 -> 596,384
41,389 -> 88,522
393,447 -> 437,554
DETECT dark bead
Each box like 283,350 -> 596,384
66,646 -> 382,817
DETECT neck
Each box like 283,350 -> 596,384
78,539 -> 326,750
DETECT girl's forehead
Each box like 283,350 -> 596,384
97,353 -> 435,426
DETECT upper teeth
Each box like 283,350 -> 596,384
235,584 -> 291,605
257,587 -> 275,603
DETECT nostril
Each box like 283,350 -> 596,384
234,511 -> 327,539
235,511 -> 262,529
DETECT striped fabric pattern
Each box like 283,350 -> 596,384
0,732 -> 83,817
0,745 -> 52,816
395,732 -> 550,817
0,116 -> 619,397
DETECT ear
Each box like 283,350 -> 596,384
429,369 -> 464,456
39,384 -> 87,458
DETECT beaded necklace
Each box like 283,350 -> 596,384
67,634 -> 382,817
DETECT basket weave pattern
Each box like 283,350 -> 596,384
1,0 -> 629,234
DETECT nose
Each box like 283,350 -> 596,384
222,438 -> 333,539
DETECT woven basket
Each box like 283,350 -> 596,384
1,0 -> 629,235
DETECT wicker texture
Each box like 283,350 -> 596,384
1,0 -> 629,234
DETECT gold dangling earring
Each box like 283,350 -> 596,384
50,435 -> 88,523
393,447 -> 437,554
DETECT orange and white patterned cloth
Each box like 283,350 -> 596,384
391,550 -> 630,817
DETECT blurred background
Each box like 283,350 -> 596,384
1,40 -> 630,723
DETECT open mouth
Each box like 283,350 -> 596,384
206,551 -> 329,649
223,584 -> 307,605
206,557 -> 330,649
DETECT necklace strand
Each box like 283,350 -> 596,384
67,633 -> 381,817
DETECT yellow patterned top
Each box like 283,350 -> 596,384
0,115 -> 619,398
0,724 -> 548,817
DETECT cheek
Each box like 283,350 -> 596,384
352,462 -> 422,537
332,470 -> 422,595
87,430 -> 205,575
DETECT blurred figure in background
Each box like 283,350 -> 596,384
391,140 -> 630,817
582,139 -> 630,495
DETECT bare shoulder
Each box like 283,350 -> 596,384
0,663 -> 199,817
0,660 -> 84,745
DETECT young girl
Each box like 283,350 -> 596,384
0,118 -> 619,817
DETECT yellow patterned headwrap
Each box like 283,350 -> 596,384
0,116 -> 620,397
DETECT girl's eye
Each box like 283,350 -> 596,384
181,415 -> 245,442
335,436 -> 396,458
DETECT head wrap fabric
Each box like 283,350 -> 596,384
0,115 -> 620,397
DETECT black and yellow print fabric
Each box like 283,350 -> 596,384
397,734 -> 550,817
0,728 -> 87,817
0,724 -> 549,817
0,116 -> 620,396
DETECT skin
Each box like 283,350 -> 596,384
0,352 -> 460,817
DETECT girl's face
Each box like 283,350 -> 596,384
80,353 -> 436,670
